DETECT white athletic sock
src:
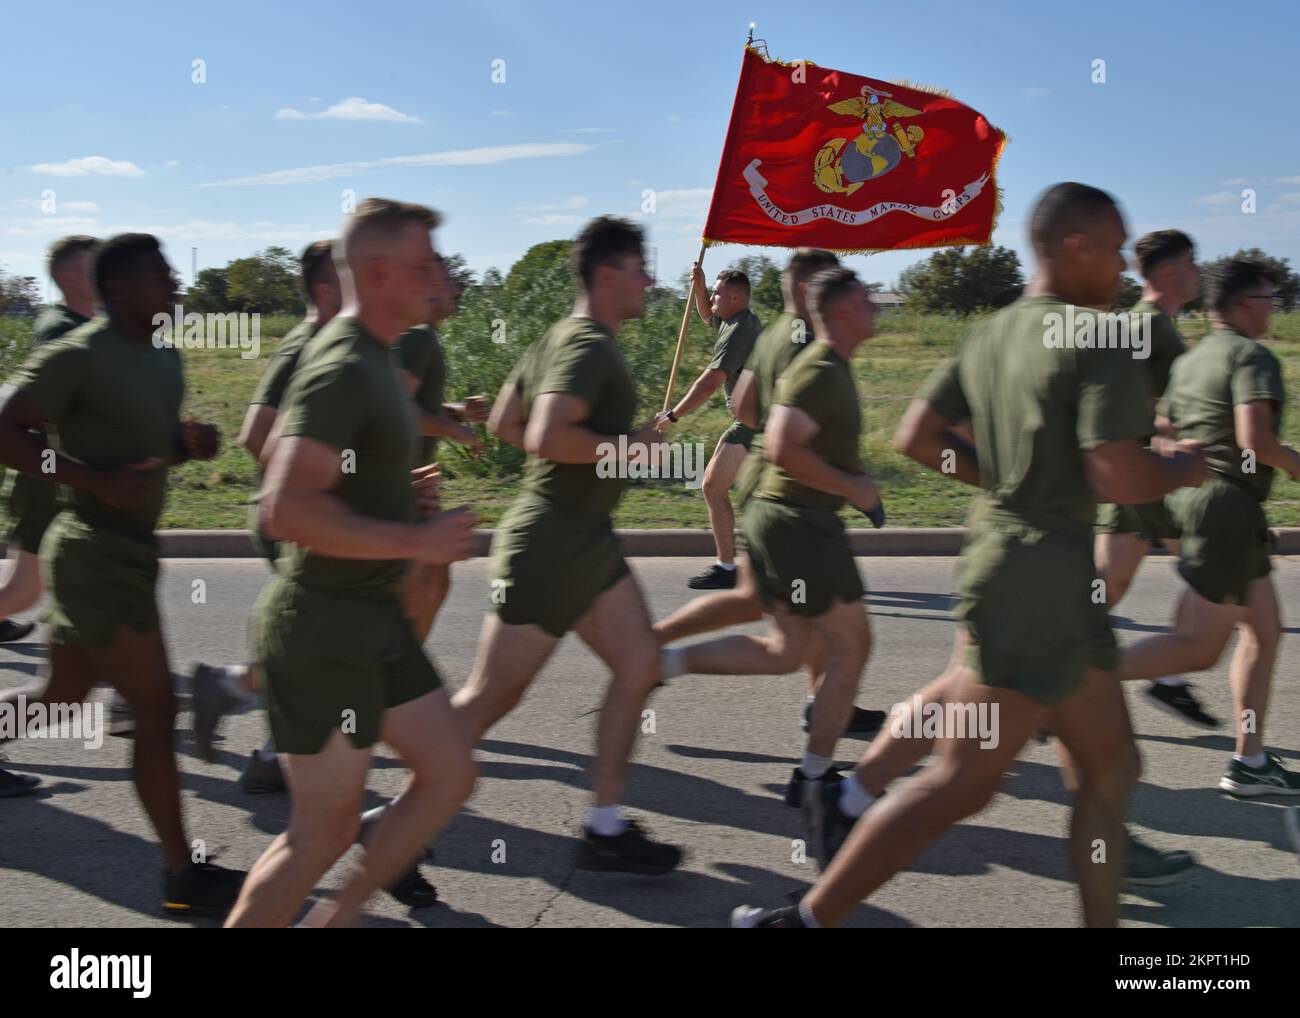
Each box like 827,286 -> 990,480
219,666 -> 251,700
1155,675 -> 1187,687
588,805 -> 627,837
797,898 -> 821,928
838,773 -> 875,817
715,561 -> 736,571
360,803 -> 390,826
1235,752 -> 1267,769
800,751 -> 832,780
661,646 -> 689,681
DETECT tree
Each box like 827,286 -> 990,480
0,269 -> 40,315
728,254 -> 782,313
444,253 -> 475,291
895,245 -> 1023,314
1113,274 -> 1142,310
185,267 -> 231,315
226,246 -> 304,316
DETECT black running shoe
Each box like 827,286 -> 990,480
802,771 -> 856,871
731,904 -> 806,928
162,861 -> 245,918
686,564 -> 738,590
387,870 -> 440,908
784,764 -> 845,808
1125,835 -> 1196,887
576,820 -> 682,875
1144,681 -> 1220,729
238,750 -> 287,794
0,619 -> 34,643
801,701 -> 887,738
1219,753 -> 1300,797
0,767 -> 40,798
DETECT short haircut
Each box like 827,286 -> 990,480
340,198 -> 441,266
1206,258 -> 1276,315
93,233 -> 162,300
1029,182 -> 1119,257
715,269 -> 750,295
299,239 -> 336,297
806,266 -> 862,322
1134,230 -> 1194,279
47,235 -> 99,278
783,248 -> 840,289
570,216 -> 644,290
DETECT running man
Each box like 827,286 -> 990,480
653,265 -> 762,590
457,214 -> 681,874
0,233 -> 246,914
226,198 -> 478,928
189,239 -> 340,788
734,182 -> 1207,928
662,266 -> 881,829
656,249 -> 885,741
1094,229 -> 1217,727
1118,257 -> 1300,796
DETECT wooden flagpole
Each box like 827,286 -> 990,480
661,240 -> 707,412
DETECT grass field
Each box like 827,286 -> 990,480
2,309 -> 1300,529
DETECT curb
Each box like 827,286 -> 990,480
149,527 -> 1300,558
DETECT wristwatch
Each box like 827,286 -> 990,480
666,410 -> 678,423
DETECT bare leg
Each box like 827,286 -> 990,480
1118,587 -> 1242,681
574,574 -> 663,807
653,554 -> 762,645
1229,577 -> 1281,757
804,600 -> 871,759
451,614 -> 559,742
701,440 -> 747,566
1094,532 -> 1148,609
0,550 -> 43,618
403,561 -> 450,645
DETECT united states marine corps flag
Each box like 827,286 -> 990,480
703,43 -> 1007,252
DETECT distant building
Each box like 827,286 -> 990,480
872,290 -> 906,311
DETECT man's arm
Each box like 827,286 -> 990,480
260,435 -> 474,564
239,403 -> 278,463
1236,399 -> 1300,479
525,392 -> 661,464
691,263 -> 712,324
1084,440 -> 1206,504
487,378 -> 526,449
766,404 -> 879,510
655,368 -> 726,428
894,399 -> 980,487
732,369 -> 758,428
397,366 -> 481,452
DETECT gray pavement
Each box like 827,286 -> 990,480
1,554 -> 1298,927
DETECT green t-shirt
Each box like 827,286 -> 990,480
1163,326 -> 1286,501
32,304 -> 90,347
707,308 -> 763,413
276,317 -> 419,599
756,339 -> 864,510
1131,299 -> 1186,403
250,319 -> 320,409
921,295 -> 1153,534
514,316 -> 636,516
10,319 -> 183,537
395,325 -> 448,462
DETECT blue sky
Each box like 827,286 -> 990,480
3,0 -> 1298,299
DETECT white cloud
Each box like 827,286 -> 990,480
516,196 -> 589,213
1190,191 -> 1238,206
522,214 -> 581,227
13,199 -> 100,213
1277,192 -> 1300,204
490,109 -> 512,117
136,219 -> 332,242
1218,177 -> 1247,186
29,156 -> 144,178
643,187 -> 712,220
200,142 -> 592,187
1271,175 -> 1300,185
276,96 -> 422,124
1023,86 -> 1051,97
163,160 -> 181,169
1,215 -> 100,236
568,127 -> 619,134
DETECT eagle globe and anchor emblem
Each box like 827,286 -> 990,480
813,86 -> 925,195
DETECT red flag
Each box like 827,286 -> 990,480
703,46 -> 1007,253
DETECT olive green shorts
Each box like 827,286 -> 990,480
40,514 -> 160,647
6,470 -> 61,555
956,509 -> 1114,707
1094,498 -> 1179,544
742,497 -> 865,618
720,420 -> 755,450
254,577 -> 440,755
246,501 -> 281,571
488,499 -> 630,637
1168,477 -> 1272,606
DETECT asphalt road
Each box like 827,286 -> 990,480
1,554 -> 1298,928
